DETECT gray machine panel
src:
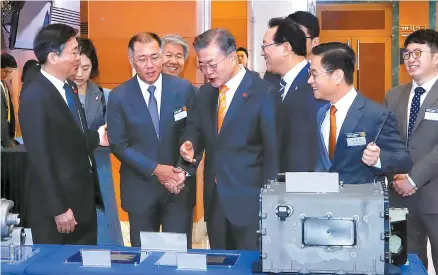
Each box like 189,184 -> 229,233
260,181 -> 388,274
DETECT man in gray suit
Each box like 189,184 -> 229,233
385,29 -> 438,270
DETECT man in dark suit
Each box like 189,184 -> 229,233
262,17 -> 325,172
263,11 -> 321,90
19,23 -> 107,245
1,53 -> 18,148
385,29 -> 438,270
309,42 -> 412,184
107,32 -> 196,247
180,28 -> 280,250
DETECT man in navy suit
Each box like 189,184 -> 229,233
310,42 -> 412,184
180,28 -> 280,250
262,17 -> 326,172
107,32 -> 196,247
19,24 -> 107,244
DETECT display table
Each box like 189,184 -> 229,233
15,245 -> 428,275
0,245 -> 61,275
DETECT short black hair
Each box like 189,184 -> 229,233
1,53 -> 18,68
33,23 -> 78,65
404,29 -> 438,51
236,47 -> 248,57
77,37 -> 99,78
312,42 -> 355,85
128,32 -> 162,55
21,59 -> 40,83
287,11 -> 320,38
268,17 -> 306,57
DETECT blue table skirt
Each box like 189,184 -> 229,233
21,245 -> 428,275
0,245 -> 61,275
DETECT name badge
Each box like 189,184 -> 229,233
425,108 -> 438,121
346,132 -> 366,147
174,107 -> 187,121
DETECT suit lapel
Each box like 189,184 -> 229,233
395,84 -> 411,141
128,77 -> 158,141
220,71 -> 252,134
210,86 -> 219,139
283,63 -> 309,102
1,82 -> 7,107
412,80 -> 438,135
84,81 -> 102,127
317,103 -> 332,170
333,93 -> 364,163
159,74 -> 174,141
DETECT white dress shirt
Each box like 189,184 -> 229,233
221,65 -> 246,112
41,69 -> 68,104
281,59 -> 308,100
137,73 -> 163,118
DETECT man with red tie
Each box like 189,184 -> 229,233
180,28 -> 280,250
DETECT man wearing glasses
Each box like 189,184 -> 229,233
107,32 -> 196,247
19,23 -> 108,245
309,42 -> 411,185
262,17 -> 325,173
385,29 -> 438,270
180,28 -> 280,250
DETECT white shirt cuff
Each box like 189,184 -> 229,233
407,174 -> 417,188
372,158 -> 381,169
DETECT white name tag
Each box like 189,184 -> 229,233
174,107 -> 187,121
346,132 -> 367,147
425,108 -> 438,121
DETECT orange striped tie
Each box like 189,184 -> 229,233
329,105 -> 337,160
217,85 -> 229,133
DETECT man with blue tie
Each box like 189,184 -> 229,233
19,24 -> 107,244
180,28 -> 279,250
385,29 -> 438,270
261,17 -> 325,172
107,32 -> 196,247
309,42 -> 412,184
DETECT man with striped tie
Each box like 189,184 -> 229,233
385,29 -> 438,270
261,17 -> 326,173
180,28 -> 280,250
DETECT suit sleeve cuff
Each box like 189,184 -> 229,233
373,157 -> 381,169
406,174 -> 417,188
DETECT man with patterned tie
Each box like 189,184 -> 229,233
385,29 -> 438,270
107,32 -> 196,247
1,53 -> 18,148
180,28 -> 280,250
309,42 -> 411,185
19,24 -> 108,245
261,17 -> 326,173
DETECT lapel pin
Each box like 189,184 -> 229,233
95,96 -> 99,101
242,92 -> 248,99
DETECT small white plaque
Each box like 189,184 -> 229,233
177,253 -> 207,271
81,249 -> 111,267
285,172 -> 339,193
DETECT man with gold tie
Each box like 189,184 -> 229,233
1,53 -> 18,148
180,28 -> 280,250
310,42 -> 412,184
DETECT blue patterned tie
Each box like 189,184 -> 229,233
63,83 -> 81,127
147,85 -> 159,138
279,78 -> 287,99
408,87 -> 426,139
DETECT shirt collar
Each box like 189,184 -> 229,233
223,65 -> 246,91
412,73 -> 438,92
137,73 -> 162,92
332,87 -> 357,113
282,59 -> 308,85
40,68 -> 67,91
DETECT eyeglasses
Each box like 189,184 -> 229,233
402,49 -> 434,60
197,54 -> 230,72
61,46 -> 81,57
261,42 -> 280,51
308,69 -> 334,78
134,54 -> 162,65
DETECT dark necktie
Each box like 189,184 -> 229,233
63,83 -> 81,128
279,78 -> 287,99
408,87 -> 426,139
147,85 -> 159,138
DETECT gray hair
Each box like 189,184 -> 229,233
193,28 -> 236,56
162,34 -> 189,60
